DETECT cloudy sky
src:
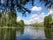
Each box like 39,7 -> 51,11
17,0 -> 53,24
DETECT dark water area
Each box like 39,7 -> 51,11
16,26 -> 47,40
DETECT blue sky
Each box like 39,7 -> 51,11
17,0 -> 52,24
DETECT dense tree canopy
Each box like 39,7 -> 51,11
0,11 -> 18,27
17,20 -> 24,27
44,15 -> 52,28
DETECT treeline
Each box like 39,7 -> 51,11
0,11 -> 24,27
44,15 -> 53,28
32,22 -> 44,27
0,11 -> 17,27
25,22 -> 44,27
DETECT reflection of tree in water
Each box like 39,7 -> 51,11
17,20 -> 24,34
44,28 -> 53,39
0,27 -> 24,40
17,27 -> 24,34
44,15 -> 53,39
0,28 -> 16,40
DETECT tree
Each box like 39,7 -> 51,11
44,15 -> 53,39
0,0 -> 53,40
18,20 -> 24,27
17,20 -> 24,34
0,12 -> 2,26
50,20 -> 53,25
44,15 -> 52,28
7,10 -> 17,27
0,13 -> 2,18
0,11 -> 17,40
0,14 -> 24,40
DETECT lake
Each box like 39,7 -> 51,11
0,26 -> 53,40
16,26 -> 46,40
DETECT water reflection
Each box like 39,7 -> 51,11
0,28 -> 16,40
44,27 -> 53,39
16,26 -> 46,40
17,27 -> 24,34
0,26 -> 53,40
16,26 -> 53,40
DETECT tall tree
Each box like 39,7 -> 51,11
44,15 -> 53,39
0,12 -> 2,26
44,15 -> 52,28
7,10 -> 17,27
17,20 -> 24,34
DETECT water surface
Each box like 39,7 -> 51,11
16,26 -> 46,40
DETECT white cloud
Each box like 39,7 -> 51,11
24,12 -> 47,24
47,9 -> 53,16
24,20 -> 31,24
27,9 -> 53,24
17,9 -> 53,24
16,17 -> 21,22
47,9 -> 53,19
21,9 -> 53,24
30,13 -> 45,23
31,6 -> 42,12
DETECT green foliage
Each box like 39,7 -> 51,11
44,28 -> 53,39
44,15 -> 52,28
0,11 -> 18,40
25,22 -> 44,27
50,20 -> 53,25
7,11 -> 17,27
33,22 -> 44,27
0,13 -> 2,18
0,11 -> 19,27
18,20 -> 24,27
0,28 -> 16,40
